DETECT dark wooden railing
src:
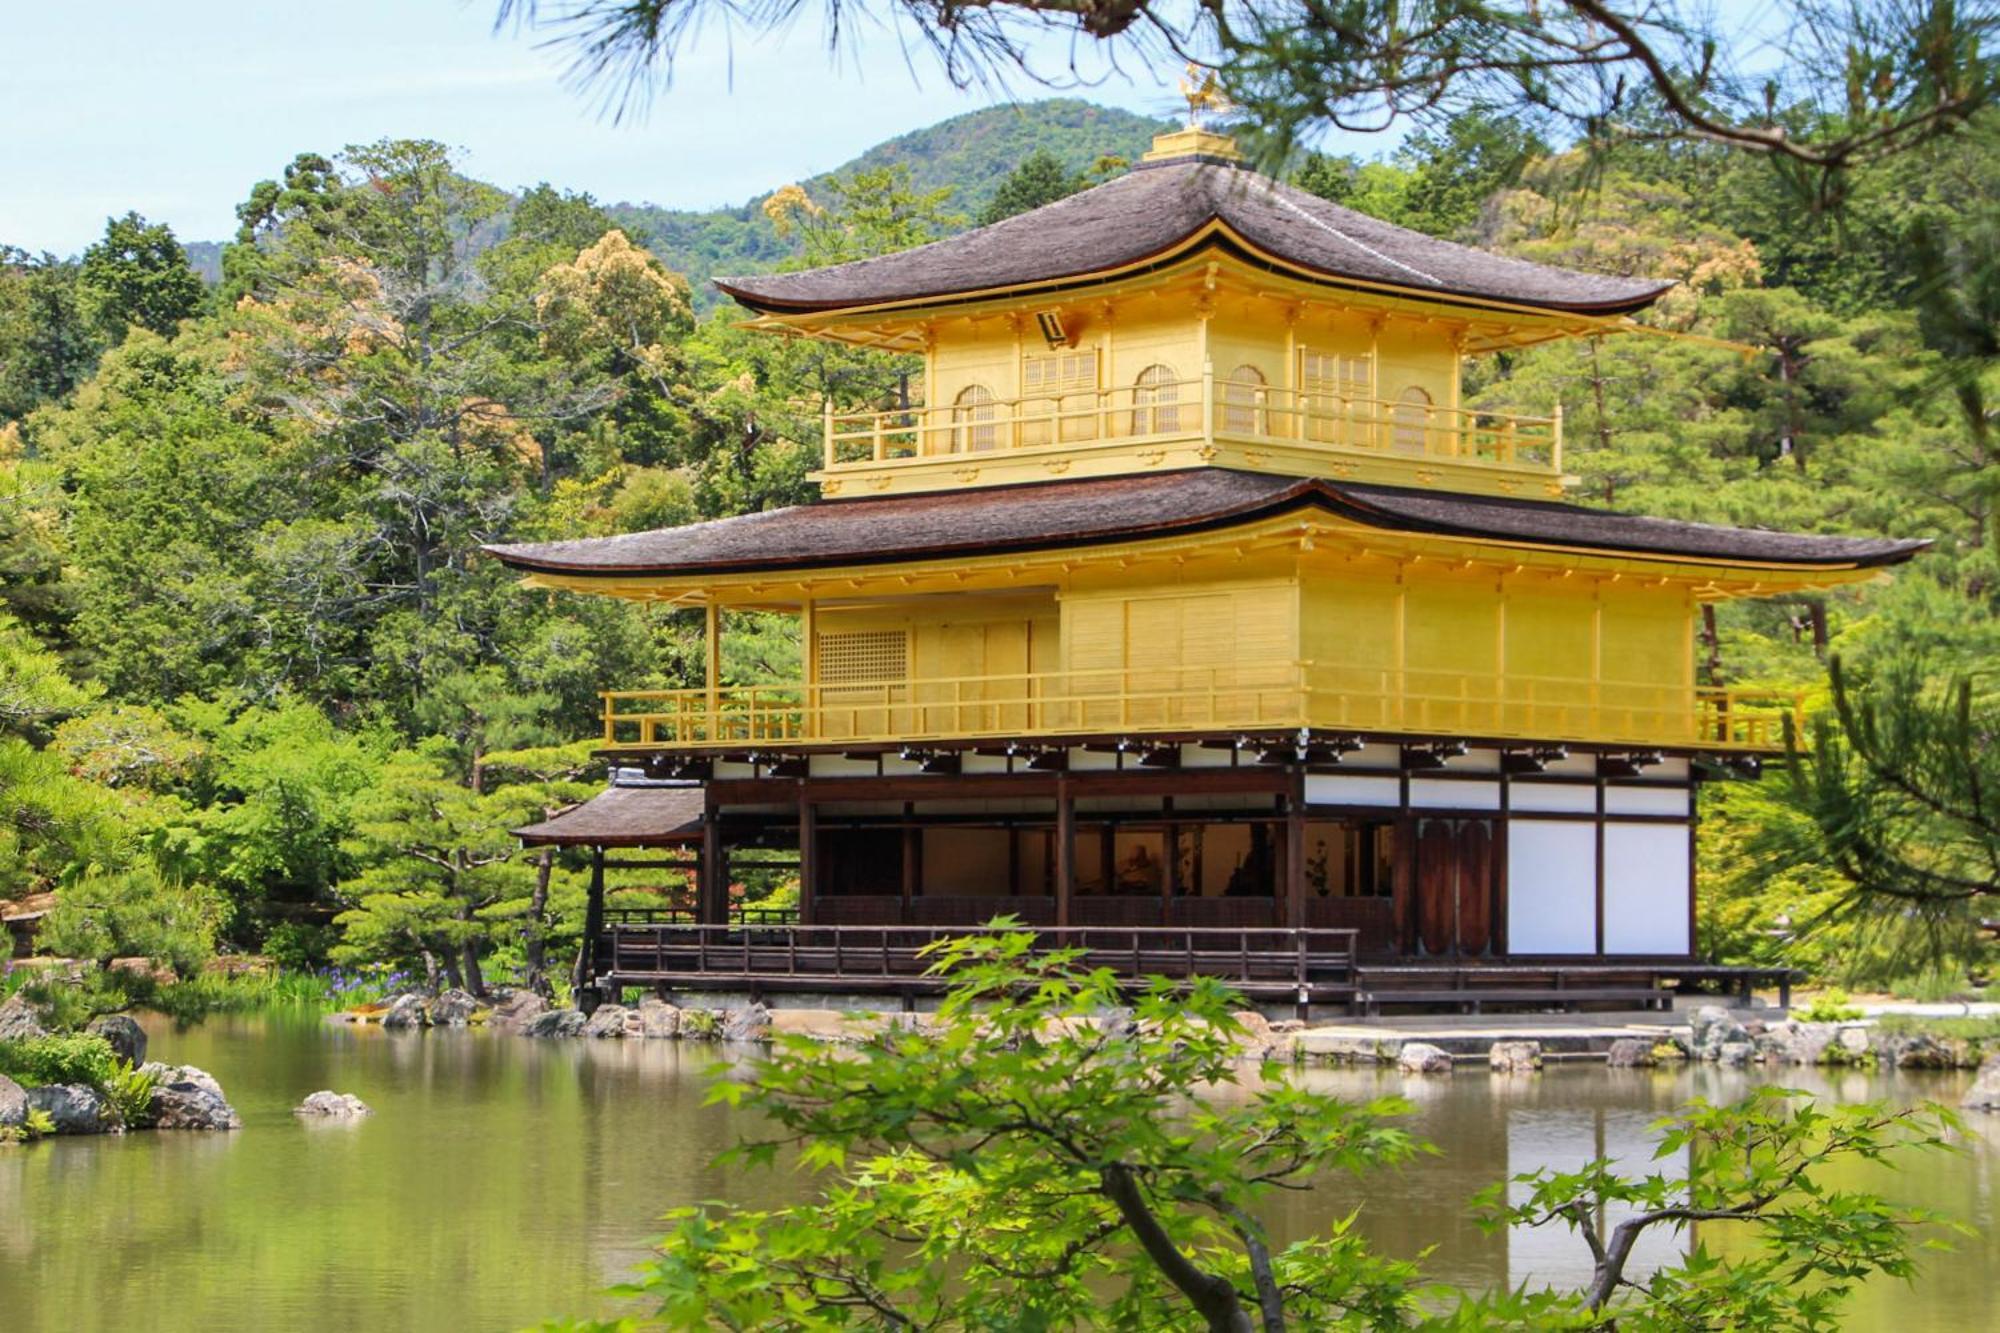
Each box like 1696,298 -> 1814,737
596,920 -> 1360,1001
606,905 -> 801,927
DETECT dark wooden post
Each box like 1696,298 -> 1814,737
797,789 -> 818,926
1163,796 -> 1180,907
576,844 -> 607,1010
1285,771 -> 1306,929
901,815 -> 920,923
700,816 -> 725,924
1055,775 -> 1075,931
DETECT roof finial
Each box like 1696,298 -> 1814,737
1178,63 -> 1229,129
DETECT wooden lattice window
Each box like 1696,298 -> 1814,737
1299,347 -> 1373,445
818,629 -> 908,687
1220,364 -> 1266,434
1131,363 -> 1181,435
951,384 -> 997,453
1021,348 -> 1099,444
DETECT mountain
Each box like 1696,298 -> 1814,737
180,100 -> 1173,305
608,99 -> 1173,304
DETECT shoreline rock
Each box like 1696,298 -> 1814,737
144,1063 -> 241,1131
295,1090 -> 371,1118
1,1073 -> 29,1128
27,1083 -> 121,1135
1397,1042 -> 1454,1074
86,1013 -> 148,1067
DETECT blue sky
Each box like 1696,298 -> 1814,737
1,1 -> 1214,255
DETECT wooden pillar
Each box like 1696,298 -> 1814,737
700,816 -> 725,925
801,598 -> 817,739
704,600 -> 721,728
1285,773 -> 1306,929
1162,797 -> 1179,906
797,790 -> 817,926
575,845 -> 607,1007
901,808 -> 919,924
1055,776 -> 1075,931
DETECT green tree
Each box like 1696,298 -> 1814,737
566,933 -> 1958,1331
0,248 -> 100,422
37,864 -> 223,979
335,741 -> 547,993
977,148 -> 1087,225
76,212 -> 204,343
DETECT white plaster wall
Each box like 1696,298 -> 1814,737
1507,820 -> 1597,954
1602,822 -> 1692,954
1409,778 -> 1500,810
1604,785 -> 1690,816
1507,782 -> 1596,813
1303,774 -> 1401,807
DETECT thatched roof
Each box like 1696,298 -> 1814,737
512,785 -> 704,847
484,469 -> 1926,578
716,156 -> 1671,317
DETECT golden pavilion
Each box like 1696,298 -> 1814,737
494,127 -> 1922,1014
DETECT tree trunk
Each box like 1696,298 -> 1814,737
524,846 -> 554,999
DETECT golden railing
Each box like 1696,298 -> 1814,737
823,374 -> 1561,475
601,665 -> 1800,752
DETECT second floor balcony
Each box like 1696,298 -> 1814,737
815,372 -> 1566,500
600,663 -> 1799,756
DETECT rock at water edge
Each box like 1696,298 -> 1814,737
636,997 -> 680,1039
521,1008 -> 587,1039
722,1003 -> 772,1043
582,1004 -> 639,1039
0,1073 -> 26,1128
0,991 -> 50,1042
86,1013 -> 148,1067
295,1090 -> 371,1118
143,1063 -> 241,1130
26,1084 -> 122,1135
379,993 -> 427,1030
1398,1042 -> 1454,1074
1488,1040 -> 1542,1074
425,989 -> 480,1027
1604,1038 -> 1657,1068
488,991 -> 548,1032
1689,1005 -> 1750,1060
1962,1055 -> 2000,1112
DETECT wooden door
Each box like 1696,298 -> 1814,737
1411,818 -> 1497,957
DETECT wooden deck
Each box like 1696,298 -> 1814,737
592,913 -> 1795,1016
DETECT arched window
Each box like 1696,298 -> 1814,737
1220,364 -> 1266,435
950,384 -> 997,453
1392,385 -> 1433,455
1131,363 -> 1180,435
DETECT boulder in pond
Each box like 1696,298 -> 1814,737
379,993 -> 427,1029
1604,1037 -> 1656,1068
1962,1055 -> 2000,1112
488,990 -> 547,1031
1488,1040 -> 1542,1074
1689,1005 -> 1749,1059
722,1003 -> 772,1043
426,989 -> 480,1027
1397,1042 -> 1454,1074
27,1083 -> 121,1134
86,1013 -> 148,1067
0,1073 -> 26,1128
0,991 -> 49,1042
582,1004 -> 638,1039
521,1008 -> 587,1038
1714,1040 -> 1757,1068
1753,1020 -> 1836,1067
637,997 -> 680,1039
143,1063 -> 241,1131
295,1090 -> 371,1118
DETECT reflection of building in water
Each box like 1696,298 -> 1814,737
1506,1107 -> 1687,1291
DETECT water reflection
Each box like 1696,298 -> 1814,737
0,1015 -> 1989,1332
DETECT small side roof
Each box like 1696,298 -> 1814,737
512,785 -> 704,847
716,155 -> 1671,318
484,469 -> 1927,578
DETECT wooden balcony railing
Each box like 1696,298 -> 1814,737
823,373 -> 1561,477
601,665 -> 1802,753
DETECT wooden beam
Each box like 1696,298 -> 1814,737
798,791 -> 818,927
701,814 -> 725,926
1285,770 -> 1306,929
1055,775 -> 1075,930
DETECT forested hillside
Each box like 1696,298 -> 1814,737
2,100 -> 1995,1004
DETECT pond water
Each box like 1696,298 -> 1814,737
1,1012 -> 1994,1331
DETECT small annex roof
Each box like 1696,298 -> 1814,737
484,469 -> 1927,578
715,154 -> 1671,318
512,784 -> 704,847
